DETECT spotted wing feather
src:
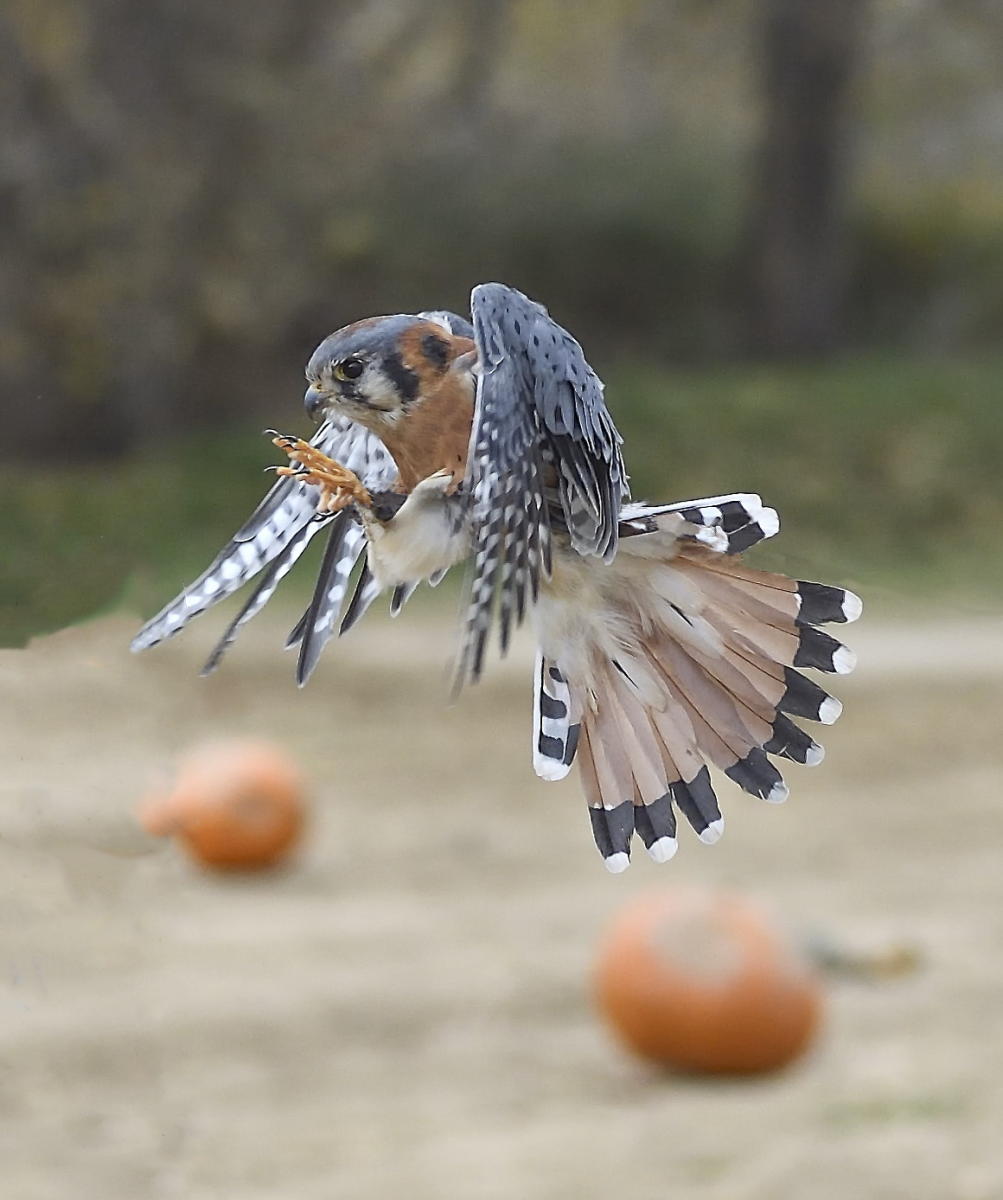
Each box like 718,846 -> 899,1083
458,283 -> 627,684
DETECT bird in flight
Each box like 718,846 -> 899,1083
132,283 -> 860,871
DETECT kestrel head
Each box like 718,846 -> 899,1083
304,314 -> 471,430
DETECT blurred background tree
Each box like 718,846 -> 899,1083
748,0 -> 871,354
4,0 -> 1002,457
2,0 -> 1002,642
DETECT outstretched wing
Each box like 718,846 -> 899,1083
130,416 -> 395,658
458,283 -> 628,683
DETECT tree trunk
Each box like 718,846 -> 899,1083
749,0 -> 870,356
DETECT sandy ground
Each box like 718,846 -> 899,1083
1,605 -> 1002,1200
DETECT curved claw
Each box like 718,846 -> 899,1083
269,437 -> 372,514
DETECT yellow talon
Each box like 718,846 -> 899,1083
271,435 -> 371,513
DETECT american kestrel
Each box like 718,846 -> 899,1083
133,284 -> 860,871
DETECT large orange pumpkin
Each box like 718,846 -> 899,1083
140,740 -> 306,870
594,887 -> 822,1074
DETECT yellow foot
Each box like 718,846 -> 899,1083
270,433 -> 372,513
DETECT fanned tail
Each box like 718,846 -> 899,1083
538,494 -> 860,872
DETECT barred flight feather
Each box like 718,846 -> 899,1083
293,518 -> 367,685
200,512 -> 334,676
130,415 -> 394,658
532,652 -> 580,781
338,565 -> 383,639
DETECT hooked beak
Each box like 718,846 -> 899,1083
304,384 -> 327,422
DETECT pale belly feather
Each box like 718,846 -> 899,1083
359,472 -> 470,589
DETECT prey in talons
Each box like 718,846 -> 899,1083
269,432 -> 372,514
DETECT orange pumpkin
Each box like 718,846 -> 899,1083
594,887 -> 822,1074
140,740 -> 306,870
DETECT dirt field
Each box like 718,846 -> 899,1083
1,606 -> 1002,1200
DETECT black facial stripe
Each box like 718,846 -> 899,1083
339,381 -> 391,413
340,382 -> 366,405
382,351 -> 419,406
420,332 -> 450,371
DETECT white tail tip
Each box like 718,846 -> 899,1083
759,507 -> 780,537
534,758 -> 572,782
765,781 -> 789,805
832,645 -> 857,674
805,741 -> 826,767
698,818 -> 725,845
646,836 -> 678,864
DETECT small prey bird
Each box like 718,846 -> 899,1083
132,283 -> 861,872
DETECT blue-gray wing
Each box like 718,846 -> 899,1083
458,283 -> 628,682
130,415 -> 395,658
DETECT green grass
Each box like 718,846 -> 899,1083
612,354 -> 1003,609
4,354 -> 1002,647
2,434 -> 286,648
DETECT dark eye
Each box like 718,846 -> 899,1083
336,358 -> 364,381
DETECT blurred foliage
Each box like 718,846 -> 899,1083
1,429 -> 279,647
2,0 -> 1003,459
612,354 -> 1003,604
4,354 -> 1002,648
4,0 -> 1002,644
